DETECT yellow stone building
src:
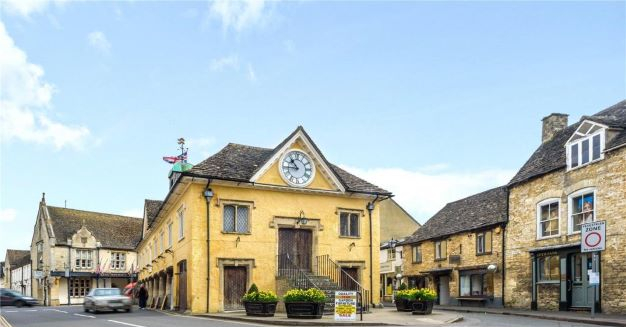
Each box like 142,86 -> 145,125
137,127 -> 392,313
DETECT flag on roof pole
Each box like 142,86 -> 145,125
163,138 -> 188,164
162,156 -> 179,164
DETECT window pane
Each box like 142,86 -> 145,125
471,274 -> 483,295
485,231 -> 492,253
540,205 -> 549,221
223,205 -> 235,232
581,139 -> 589,164
236,206 -> 249,233
571,144 -> 579,167
476,234 -> 484,254
349,213 -> 359,236
460,275 -> 471,296
340,213 -> 349,236
592,134 -> 601,160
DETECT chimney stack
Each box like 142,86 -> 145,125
542,113 -> 568,143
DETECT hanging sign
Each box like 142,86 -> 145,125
581,221 -> 606,253
334,291 -> 357,321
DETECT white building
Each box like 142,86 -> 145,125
379,240 -> 405,302
4,250 -> 32,296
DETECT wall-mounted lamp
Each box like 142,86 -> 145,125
298,210 -> 308,225
203,189 -> 214,203
348,242 -> 356,251
487,264 -> 498,273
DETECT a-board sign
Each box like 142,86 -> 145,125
334,291 -> 357,321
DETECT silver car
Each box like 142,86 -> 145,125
83,288 -> 132,313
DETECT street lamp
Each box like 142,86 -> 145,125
298,210 -> 308,225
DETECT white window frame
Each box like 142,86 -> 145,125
387,248 -> 396,261
167,221 -> 173,248
536,198 -> 561,240
435,240 -> 446,260
566,122 -> 606,171
74,249 -> 93,269
110,252 -> 126,270
568,188 -> 597,235
178,206 -> 185,240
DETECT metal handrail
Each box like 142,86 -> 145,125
276,254 -> 320,289
315,254 -> 370,312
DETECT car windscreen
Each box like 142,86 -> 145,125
94,289 -> 121,296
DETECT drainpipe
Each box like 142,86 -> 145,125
366,195 -> 379,306
203,183 -> 214,313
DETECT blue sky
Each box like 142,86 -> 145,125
1,1 -> 624,256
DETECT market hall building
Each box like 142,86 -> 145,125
30,195 -> 142,305
137,126 -> 392,313
505,100 -> 626,313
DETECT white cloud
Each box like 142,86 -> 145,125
0,21 -> 90,150
187,137 -> 217,158
210,54 -> 239,72
0,208 -> 17,222
247,63 -> 257,82
1,0 -> 65,17
87,31 -> 111,54
208,0 -> 274,33
121,208 -> 143,218
338,164 -> 516,223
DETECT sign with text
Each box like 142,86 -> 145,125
581,221 -> 606,253
34,270 -> 44,279
334,291 -> 357,321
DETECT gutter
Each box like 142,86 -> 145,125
204,181 -> 213,313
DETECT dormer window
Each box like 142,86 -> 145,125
566,121 -> 606,170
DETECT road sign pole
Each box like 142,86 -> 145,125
591,251 -> 598,317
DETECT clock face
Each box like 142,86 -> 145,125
280,150 -> 315,187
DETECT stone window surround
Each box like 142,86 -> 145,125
411,244 -> 422,263
567,187 -> 596,235
338,210 -> 361,238
475,230 -> 492,256
221,201 -> 252,235
434,240 -> 447,261
536,198 -> 561,240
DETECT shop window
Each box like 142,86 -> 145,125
569,189 -> 595,233
537,199 -> 560,238
223,204 -> 250,233
339,212 -> 359,237
538,255 -> 560,282
70,278 -> 91,297
459,271 -> 493,297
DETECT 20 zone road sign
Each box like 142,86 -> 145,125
581,221 -> 606,253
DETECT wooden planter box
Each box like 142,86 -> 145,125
395,298 -> 413,312
243,301 -> 278,317
284,302 -> 325,319
411,300 -> 434,315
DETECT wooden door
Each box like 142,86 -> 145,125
341,267 -> 359,290
177,260 -> 187,312
278,228 -> 312,270
223,266 -> 247,311
570,253 -> 595,308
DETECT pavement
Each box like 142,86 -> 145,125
198,307 -> 463,326
435,305 -> 626,327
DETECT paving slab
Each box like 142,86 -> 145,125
195,307 -> 463,326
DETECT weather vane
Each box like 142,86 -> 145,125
162,138 -> 188,164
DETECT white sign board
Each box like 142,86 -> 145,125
581,221 -> 606,253
34,270 -> 44,279
334,291 -> 357,321
589,272 -> 600,285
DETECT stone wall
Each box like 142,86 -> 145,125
537,284 -> 560,311
506,147 -> 626,313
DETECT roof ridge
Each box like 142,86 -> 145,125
444,185 -> 506,205
47,206 -> 142,220
227,142 -> 273,151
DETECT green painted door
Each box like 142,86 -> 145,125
570,253 -> 594,308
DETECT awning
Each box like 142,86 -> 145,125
419,268 -> 452,275
529,242 -> 580,253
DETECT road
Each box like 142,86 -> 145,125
1,306 -> 605,327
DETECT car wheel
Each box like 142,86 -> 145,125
84,306 -> 89,313
15,300 -> 25,308
125,308 -> 131,313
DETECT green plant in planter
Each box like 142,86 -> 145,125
283,288 -> 326,303
242,290 -> 278,303
395,289 -> 416,300
412,288 -> 437,301
398,283 -> 408,290
247,284 -> 259,294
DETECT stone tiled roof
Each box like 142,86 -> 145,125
47,206 -> 142,250
5,250 -> 30,267
187,127 -> 390,195
509,100 -> 626,186
401,186 -> 508,245
144,199 -> 163,226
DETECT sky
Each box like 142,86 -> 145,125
0,0 -> 624,256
